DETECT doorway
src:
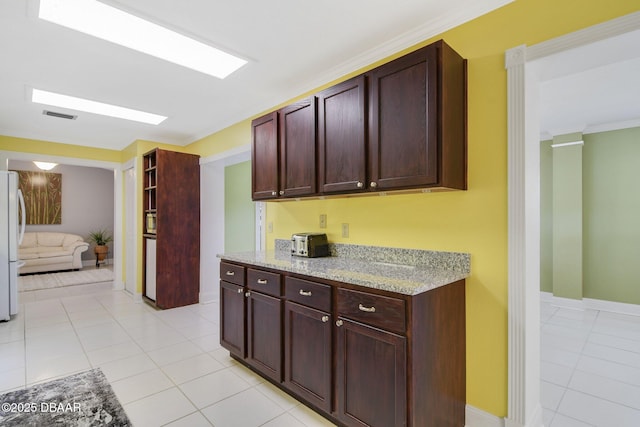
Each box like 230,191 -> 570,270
505,11 -> 640,427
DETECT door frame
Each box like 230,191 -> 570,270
123,158 -> 138,299
0,150 -> 123,290
199,144 -> 256,303
505,11 -> 640,427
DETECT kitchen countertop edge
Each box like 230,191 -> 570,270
218,249 -> 470,296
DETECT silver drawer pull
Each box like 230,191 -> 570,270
257,279 -> 268,284
336,320 -> 343,327
358,304 -> 376,313
225,271 -> 235,276
245,291 -> 251,297
321,316 -> 329,323
299,290 -> 312,297
237,288 -> 243,294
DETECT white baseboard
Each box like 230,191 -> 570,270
466,404 -> 504,427
542,291 -> 640,316
199,291 -> 218,304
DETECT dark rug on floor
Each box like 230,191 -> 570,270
0,368 -> 130,426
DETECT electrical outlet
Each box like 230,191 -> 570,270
341,223 -> 349,238
319,214 -> 327,228
268,222 -> 273,233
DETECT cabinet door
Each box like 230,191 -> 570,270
284,301 -> 332,413
247,291 -> 282,382
336,318 -> 407,427
318,75 -> 367,193
252,112 -> 279,200
220,281 -> 246,358
280,98 -> 317,197
368,44 -> 439,190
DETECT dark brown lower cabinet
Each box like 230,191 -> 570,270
336,318 -> 407,427
220,280 -> 245,359
247,291 -> 282,382
219,261 -> 466,427
284,301 -> 332,413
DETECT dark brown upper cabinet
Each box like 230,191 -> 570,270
318,75 -> 367,194
251,39 -> 466,200
368,40 -> 466,192
279,98 -> 317,198
251,112 -> 279,200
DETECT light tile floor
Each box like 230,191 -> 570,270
541,299 -> 640,426
1,284 -> 337,427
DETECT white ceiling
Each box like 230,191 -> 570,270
1,1 -> 637,152
0,0 -> 512,151
537,29 -> 640,139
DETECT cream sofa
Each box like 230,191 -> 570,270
19,232 -> 89,274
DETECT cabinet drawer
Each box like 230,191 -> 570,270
285,277 -> 331,312
247,268 -> 281,297
337,288 -> 406,335
220,262 -> 245,286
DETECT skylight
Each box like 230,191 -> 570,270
38,0 -> 247,79
32,88 -> 167,125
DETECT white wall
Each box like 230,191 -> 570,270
9,160 -> 114,261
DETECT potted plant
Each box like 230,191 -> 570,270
87,229 -> 113,265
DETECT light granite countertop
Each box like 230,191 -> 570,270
218,241 -> 470,296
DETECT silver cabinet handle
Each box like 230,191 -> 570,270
370,181 -> 377,188
225,271 -> 235,276
279,190 -> 285,195
336,320 -> 343,327
321,316 -> 329,323
271,191 -> 277,196
358,304 -> 376,313
257,279 -> 268,284
299,290 -> 312,297
236,288 -> 243,294
356,181 -> 363,188
245,291 -> 251,297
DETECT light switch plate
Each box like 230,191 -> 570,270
341,223 -> 349,238
319,214 -> 327,228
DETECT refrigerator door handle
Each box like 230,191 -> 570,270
18,189 -> 25,245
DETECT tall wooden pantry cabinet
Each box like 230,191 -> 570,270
143,148 -> 200,309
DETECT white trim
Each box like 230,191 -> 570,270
131,292 -> 143,303
466,404 -> 504,427
506,10 -> 640,427
542,292 -> 640,317
586,298 -> 640,317
199,144 -> 250,165
199,290 -> 218,304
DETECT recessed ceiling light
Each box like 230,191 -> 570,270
32,88 -> 167,125
38,0 -> 248,79
33,161 -> 58,171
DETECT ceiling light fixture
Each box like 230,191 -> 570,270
550,140 -> 584,148
33,161 -> 58,171
32,88 -> 167,125
38,0 -> 248,79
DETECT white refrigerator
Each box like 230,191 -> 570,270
1,171 -> 25,321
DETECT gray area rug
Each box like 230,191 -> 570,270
0,368 -> 130,426
19,268 -> 114,291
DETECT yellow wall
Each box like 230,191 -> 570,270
0,135 -> 121,163
1,0 -> 639,418
186,0 -> 640,417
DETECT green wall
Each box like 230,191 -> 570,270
583,127 -> 640,304
551,136 -> 583,299
224,161 -> 255,253
541,127 -> 640,304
